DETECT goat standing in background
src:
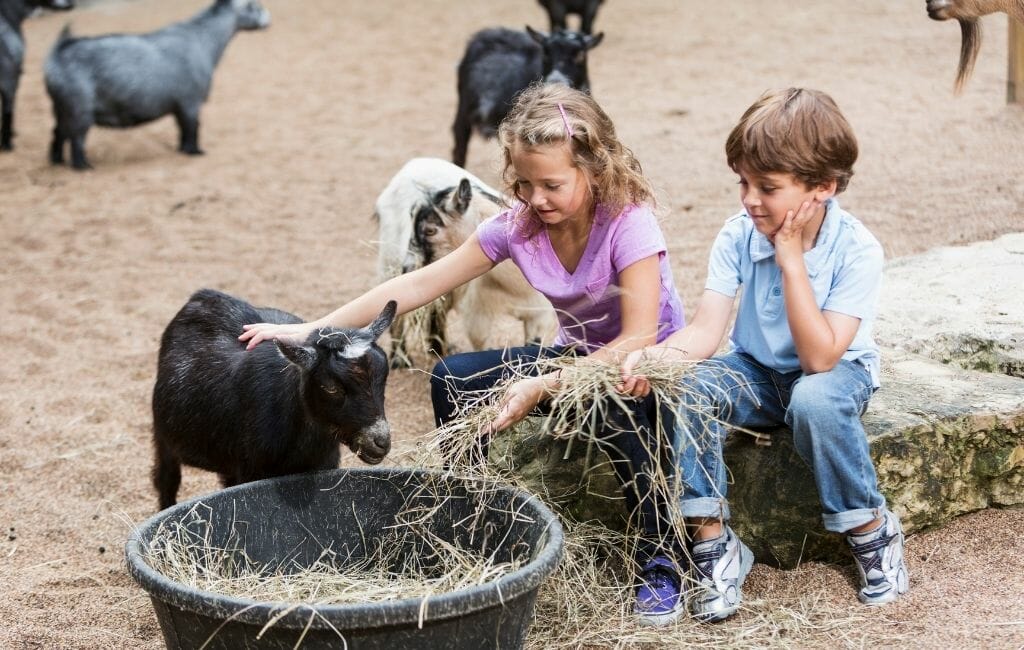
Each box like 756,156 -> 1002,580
375,158 -> 556,368
537,0 -> 604,35
44,0 -> 269,169
452,26 -> 602,168
926,0 -> 1024,92
0,0 -> 73,151
151,289 -> 395,509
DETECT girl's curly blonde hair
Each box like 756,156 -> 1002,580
497,83 -> 654,230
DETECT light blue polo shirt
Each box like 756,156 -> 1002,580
705,198 -> 884,387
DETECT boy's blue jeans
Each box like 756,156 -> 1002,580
675,351 -> 886,533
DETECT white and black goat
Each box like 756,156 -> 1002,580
375,158 -> 556,368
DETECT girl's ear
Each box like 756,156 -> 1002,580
814,179 -> 838,202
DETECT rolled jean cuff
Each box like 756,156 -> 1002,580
823,503 -> 886,533
680,497 -> 731,521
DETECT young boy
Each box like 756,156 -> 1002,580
621,87 -> 908,624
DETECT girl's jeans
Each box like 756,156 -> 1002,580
431,344 -> 678,568
676,351 -> 886,533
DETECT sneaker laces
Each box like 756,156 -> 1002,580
691,542 -> 723,581
641,565 -> 678,591
849,533 -> 894,575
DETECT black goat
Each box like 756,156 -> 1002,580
537,0 -> 604,35
43,0 -> 269,169
451,26 -> 603,168
151,289 -> 396,510
0,0 -> 73,151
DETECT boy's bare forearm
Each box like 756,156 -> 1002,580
646,325 -> 722,363
780,260 -> 841,372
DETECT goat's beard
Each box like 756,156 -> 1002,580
954,18 -> 981,93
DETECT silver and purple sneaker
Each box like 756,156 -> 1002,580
847,509 -> 909,605
688,526 -> 754,623
635,556 -> 685,626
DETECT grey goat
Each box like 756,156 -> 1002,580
0,0 -> 73,151
43,0 -> 269,169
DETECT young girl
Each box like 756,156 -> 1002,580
239,82 -> 687,624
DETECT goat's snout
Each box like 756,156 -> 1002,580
926,0 -> 953,20
255,8 -> 272,29
352,419 -> 392,465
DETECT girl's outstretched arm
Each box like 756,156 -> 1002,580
239,235 -> 496,349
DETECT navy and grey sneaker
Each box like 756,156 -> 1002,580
847,509 -> 909,605
689,526 -> 754,623
634,556 -> 685,626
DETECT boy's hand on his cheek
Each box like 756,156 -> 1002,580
773,200 -> 815,268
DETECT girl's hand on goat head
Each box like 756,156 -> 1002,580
238,322 -> 313,350
488,377 -> 550,433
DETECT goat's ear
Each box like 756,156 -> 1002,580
450,179 -> 473,216
276,340 -> 318,371
585,32 -> 604,49
368,301 -> 398,340
526,25 -> 547,44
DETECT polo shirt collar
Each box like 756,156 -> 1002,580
746,198 -> 842,276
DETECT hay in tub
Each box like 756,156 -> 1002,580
143,501 -> 522,609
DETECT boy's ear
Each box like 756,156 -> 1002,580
815,179 -> 838,202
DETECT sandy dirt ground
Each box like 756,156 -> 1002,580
1,0 -> 1023,647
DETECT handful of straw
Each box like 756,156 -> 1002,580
421,353 -> 768,476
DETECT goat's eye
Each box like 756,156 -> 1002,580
574,52 -> 586,64
424,225 -> 438,236
321,383 -> 339,395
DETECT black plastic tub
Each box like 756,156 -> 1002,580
126,467 -> 564,649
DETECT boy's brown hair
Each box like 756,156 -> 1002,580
726,88 -> 858,193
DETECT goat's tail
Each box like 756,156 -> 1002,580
954,18 -> 981,94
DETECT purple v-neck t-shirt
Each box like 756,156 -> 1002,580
476,202 -> 686,352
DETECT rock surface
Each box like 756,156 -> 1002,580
494,235 -> 1024,567
874,233 -> 1024,378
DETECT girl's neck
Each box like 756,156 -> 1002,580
545,197 -> 596,237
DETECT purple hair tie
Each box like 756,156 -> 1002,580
557,102 -> 574,138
